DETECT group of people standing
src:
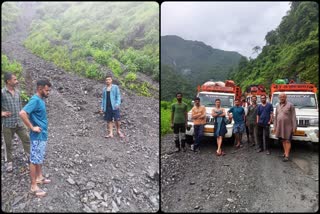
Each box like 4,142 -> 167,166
171,92 -> 297,162
1,73 -> 124,197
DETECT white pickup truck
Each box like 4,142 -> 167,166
185,80 -> 241,143
269,83 -> 319,144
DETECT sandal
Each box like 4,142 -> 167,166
105,134 -> 114,138
216,151 -> 221,156
36,177 -> 51,184
30,188 -> 47,197
221,151 -> 226,156
6,162 -> 13,173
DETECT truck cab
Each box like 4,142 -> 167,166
269,82 -> 319,143
186,80 -> 241,143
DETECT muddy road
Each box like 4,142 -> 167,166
161,135 -> 318,212
1,4 -> 159,213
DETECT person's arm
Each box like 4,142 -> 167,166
268,105 -> 273,125
191,107 -> 198,119
291,104 -> 297,133
184,105 -> 188,127
1,91 -> 11,117
19,110 -> 41,133
220,108 -> 226,117
200,107 -> 206,119
100,88 -> 105,113
256,106 -> 260,124
115,85 -> 121,109
171,104 -> 174,128
212,108 -> 217,117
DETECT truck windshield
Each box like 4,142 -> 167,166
272,94 -> 317,109
199,94 -> 234,107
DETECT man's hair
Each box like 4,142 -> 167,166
251,95 -> 257,98
194,97 -> 200,101
215,99 -> 221,102
105,75 -> 113,79
4,72 -> 14,84
37,79 -> 52,88
176,92 -> 182,97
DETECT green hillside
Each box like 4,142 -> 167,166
161,64 -> 195,100
21,2 -> 159,96
1,2 -> 21,39
229,2 -> 319,92
161,35 -> 243,86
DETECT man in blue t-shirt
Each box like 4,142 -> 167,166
256,94 -> 273,154
19,79 -> 52,197
228,99 -> 245,148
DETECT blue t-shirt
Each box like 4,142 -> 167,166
257,103 -> 273,126
22,94 -> 48,141
228,106 -> 245,124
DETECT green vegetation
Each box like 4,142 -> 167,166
161,35 -> 242,85
161,64 -> 195,100
23,2 -> 159,96
229,2 -> 319,92
1,2 -> 21,39
1,54 -> 30,101
161,98 -> 193,136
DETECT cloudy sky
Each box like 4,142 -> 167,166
161,2 -> 291,58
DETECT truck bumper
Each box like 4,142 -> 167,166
186,122 -> 233,138
269,125 -> 319,143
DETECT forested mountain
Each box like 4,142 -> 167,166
229,1 -> 319,92
161,35 -> 243,100
161,64 -> 195,100
161,36 -> 242,83
2,2 -> 159,96
1,2 -> 21,39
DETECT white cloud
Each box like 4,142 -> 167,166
161,2 -> 291,58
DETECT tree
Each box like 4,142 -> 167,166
252,46 -> 261,55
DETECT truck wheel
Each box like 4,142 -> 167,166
186,135 -> 193,145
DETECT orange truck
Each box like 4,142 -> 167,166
269,80 -> 318,143
245,84 -> 268,104
186,80 -> 241,143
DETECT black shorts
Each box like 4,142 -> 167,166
173,123 -> 186,134
104,108 -> 121,122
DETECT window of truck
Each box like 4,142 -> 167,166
272,94 -> 317,109
199,93 -> 234,108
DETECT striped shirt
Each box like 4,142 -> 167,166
1,86 -> 24,128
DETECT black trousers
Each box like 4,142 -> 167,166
173,123 -> 186,148
257,125 -> 270,151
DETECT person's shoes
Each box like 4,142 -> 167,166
175,148 -> 181,153
6,162 -> 13,173
190,144 -> 194,151
266,150 -> 271,155
257,149 -> 263,153
250,143 -> 256,147
283,156 -> 289,162
36,177 -> 52,184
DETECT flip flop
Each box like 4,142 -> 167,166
30,188 -> 47,197
105,135 -> 114,138
6,162 -> 13,173
36,178 -> 51,184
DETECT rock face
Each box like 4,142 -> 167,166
1,4 -> 159,213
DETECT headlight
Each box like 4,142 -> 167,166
309,118 -> 318,126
